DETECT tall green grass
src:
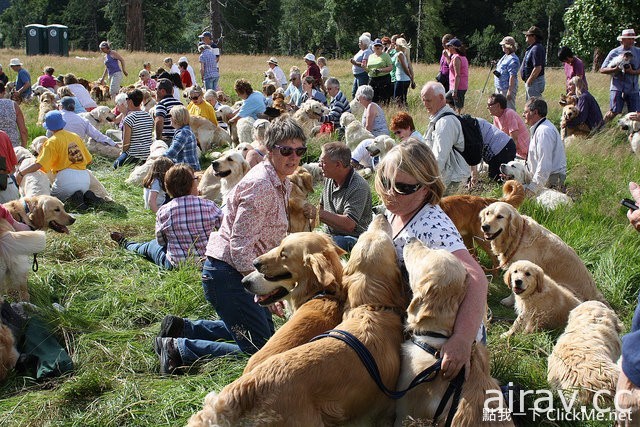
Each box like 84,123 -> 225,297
0,49 -> 638,426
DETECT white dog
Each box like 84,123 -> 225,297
125,140 -> 169,186
349,98 -> 364,118
619,113 -> 640,157
79,106 -> 117,130
340,112 -> 374,150
292,99 -> 327,137
198,150 -> 250,204
500,160 -> 572,209
14,146 -> 51,197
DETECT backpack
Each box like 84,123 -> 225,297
437,112 -> 484,166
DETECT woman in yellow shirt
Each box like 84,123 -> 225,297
187,85 -> 218,126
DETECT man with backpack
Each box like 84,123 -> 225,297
421,81 -> 470,194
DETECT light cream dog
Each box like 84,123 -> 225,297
36,91 -> 57,126
292,99 -> 327,137
341,112 -> 374,150
14,146 -> 51,197
501,260 -> 581,338
499,160 -> 572,210
189,115 -> 232,153
79,106 -> 116,129
395,237 -> 513,427
198,150 -> 250,204
188,215 -> 406,427
125,140 -> 169,186
547,301 -> 623,405
479,202 -> 606,306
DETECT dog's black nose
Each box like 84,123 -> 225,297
481,224 -> 490,232
69,217 -> 76,224
514,279 -> 523,287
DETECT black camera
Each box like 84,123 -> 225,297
493,70 -> 501,78
624,63 -> 632,69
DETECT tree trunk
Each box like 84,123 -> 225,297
593,47 -> 604,71
126,0 -> 144,51
210,0 -> 223,46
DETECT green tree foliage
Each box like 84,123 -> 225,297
0,0 -> 58,47
562,0 -> 640,66
468,25 -> 500,66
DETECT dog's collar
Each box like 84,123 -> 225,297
412,330 -> 450,340
311,289 -> 336,300
410,334 -> 442,358
23,199 -> 30,215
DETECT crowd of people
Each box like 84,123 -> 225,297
1,26 -> 640,411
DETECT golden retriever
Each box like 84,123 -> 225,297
480,202 -> 605,306
36,91 -> 57,126
560,104 -> 590,141
547,301 -> 623,405
0,218 -> 47,301
14,146 -> 51,197
440,179 -> 524,269
4,195 -> 75,234
619,112 -> 640,157
198,151 -> 250,205
395,237 -> 513,427
125,140 -> 169,186
341,112 -> 374,150
0,317 -> 18,382
189,115 -> 232,153
79,106 -> 116,129
241,231 -> 346,372
287,167 -> 316,233
501,260 -> 581,338
292,99 -> 327,138
499,160 -> 572,210
188,215 -> 406,427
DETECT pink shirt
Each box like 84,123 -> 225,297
0,204 -> 17,227
493,108 -> 530,159
449,54 -> 469,91
205,161 -> 292,273
38,74 -> 57,89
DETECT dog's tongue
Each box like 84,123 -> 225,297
254,294 -> 270,304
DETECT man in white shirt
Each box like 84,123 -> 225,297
266,57 -> 287,88
522,97 -> 566,194
48,97 -> 118,148
421,81 -> 469,193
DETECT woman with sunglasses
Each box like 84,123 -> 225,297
374,140 -> 488,383
154,116 -> 308,374
186,84 -> 218,126
389,111 -> 424,142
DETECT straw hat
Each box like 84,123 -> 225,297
617,29 -> 639,41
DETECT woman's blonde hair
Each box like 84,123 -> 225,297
170,105 -> 190,128
374,140 -> 444,205
569,76 -> 587,96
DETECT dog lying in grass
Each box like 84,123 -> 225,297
499,160 -> 572,210
619,112 -> 640,157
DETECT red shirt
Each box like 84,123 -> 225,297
304,62 -> 322,87
0,130 -> 17,172
180,69 -> 192,88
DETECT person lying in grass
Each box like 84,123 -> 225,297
110,163 -> 222,269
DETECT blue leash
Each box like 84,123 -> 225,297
311,329 -> 464,426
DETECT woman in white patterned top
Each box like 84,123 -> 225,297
374,140 -> 488,383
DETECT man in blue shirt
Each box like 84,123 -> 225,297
520,26 -> 545,101
600,28 -> 640,123
9,58 -> 31,102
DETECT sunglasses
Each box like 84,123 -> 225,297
190,95 -> 200,100
487,102 -> 496,108
381,177 -> 422,195
273,144 -> 307,157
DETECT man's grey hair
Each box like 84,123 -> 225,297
326,77 -> 340,89
265,116 -> 307,150
526,97 -> 547,117
421,81 -> 446,98
321,141 -> 351,167
355,84 -> 374,102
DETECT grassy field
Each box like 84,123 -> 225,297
0,48 -> 639,426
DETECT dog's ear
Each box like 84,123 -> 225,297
304,253 -> 337,288
241,159 -> 251,176
533,268 -> 544,293
301,172 -> 314,193
504,267 -> 512,289
28,199 -> 46,229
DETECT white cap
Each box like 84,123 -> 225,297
303,53 -> 316,62
9,58 -> 22,66
178,56 -> 188,63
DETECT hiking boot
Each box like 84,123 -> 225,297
83,190 -> 105,207
109,231 -> 127,247
155,337 -> 183,375
158,315 -> 185,339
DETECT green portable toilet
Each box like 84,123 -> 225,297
25,24 -> 48,55
47,25 -> 69,56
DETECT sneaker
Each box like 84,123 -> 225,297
156,337 -> 182,375
83,190 -> 105,207
158,315 -> 184,339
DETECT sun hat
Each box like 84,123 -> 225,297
395,38 -> 412,50
8,58 -> 22,66
139,69 -> 150,77
43,111 -> 66,131
618,29 -> 639,41
303,53 -> 316,62
99,41 -> 110,49
445,38 -> 462,47
372,38 -> 384,47
499,36 -> 517,50
267,57 -> 278,65
523,26 -> 544,39
199,31 -> 212,39
60,97 -> 76,111
178,56 -> 188,63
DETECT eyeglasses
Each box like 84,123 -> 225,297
273,144 -> 307,157
381,177 -> 422,195
190,95 -> 200,100
392,130 -> 403,136
487,103 -> 496,108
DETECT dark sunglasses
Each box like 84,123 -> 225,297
381,177 -> 422,195
273,144 -> 307,157
190,95 -> 200,100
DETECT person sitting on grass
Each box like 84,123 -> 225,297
143,156 -> 174,213
163,105 -> 200,171
114,88 -> 153,169
110,163 -> 222,269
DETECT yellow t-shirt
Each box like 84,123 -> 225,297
37,130 -> 92,173
187,100 -> 219,126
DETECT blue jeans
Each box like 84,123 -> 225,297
113,152 -> 142,169
525,75 -> 545,100
204,77 -> 219,91
352,71 -> 369,99
331,235 -> 358,252
124,239 -> 173,269
610,90 -> 640,114
176,257 -> 274,363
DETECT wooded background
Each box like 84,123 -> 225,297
0,0 -> 638,67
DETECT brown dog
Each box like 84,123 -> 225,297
395,238 -> 513,427
188,215 -> 406,426
440,180 -> 524,268
242,232 -> 346,372
4,195 -> 75,233
0,320 -> 19,382
287,167 -> 316,233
